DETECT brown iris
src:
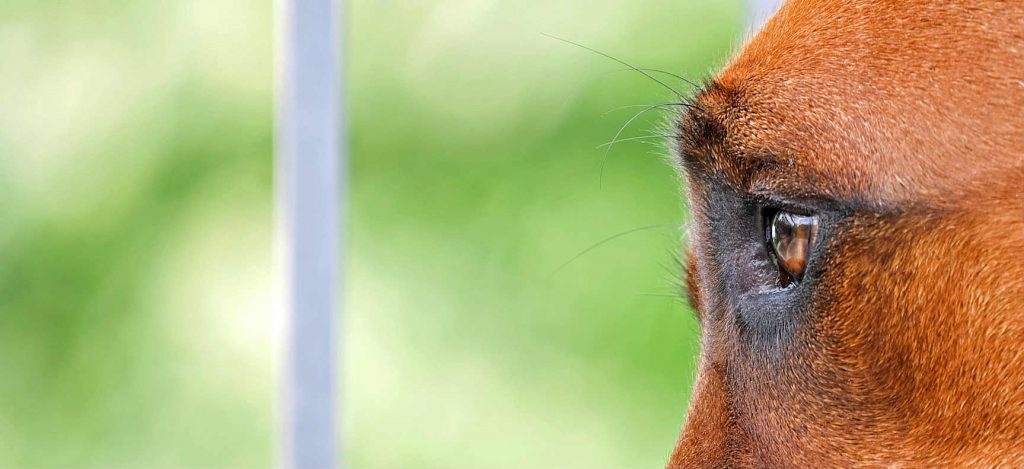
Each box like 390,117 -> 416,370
769,211 -> 819,283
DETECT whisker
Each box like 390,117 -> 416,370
633,67 -> 702,90
543,33 -> 687,99
601,103 -> 685,185
601,102 -> 692,117
635,292 -> 687,304
549,224 -> 680,278
596,134 -> 677,149
580,69 -> 704,112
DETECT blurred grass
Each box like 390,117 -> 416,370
0,0 -> 272,467
0,0 -> 739,467
346,0 -> 739,467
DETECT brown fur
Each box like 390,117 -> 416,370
669,0 -> 1024,467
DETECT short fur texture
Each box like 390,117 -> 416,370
668,0 -> 1024,467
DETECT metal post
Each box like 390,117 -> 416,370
275,0 -> 342,466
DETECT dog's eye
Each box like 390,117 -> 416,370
766,210 -> 819,284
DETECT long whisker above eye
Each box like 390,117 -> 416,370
598,68 -> 703,96
543,33 -> 707,186
600,103 -> 692,185
602,102 -> 694,117
578,69 -> 705,114
632,67 -> 702,90
543,33 -> 690,100
596,134 -> 678,149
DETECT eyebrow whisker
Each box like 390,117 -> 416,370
601,103 -> 687,185
543,33 -> 689,100
602,102 -> 693,117
596,134 -> 677,149
632,67 -> 702,90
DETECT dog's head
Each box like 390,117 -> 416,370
669,1 -> 1024,467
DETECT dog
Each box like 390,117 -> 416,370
668,0 -> 1024,467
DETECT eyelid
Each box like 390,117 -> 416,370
753,194 -> 819,216
749,189 -> 864,219
749,187 -> 892,218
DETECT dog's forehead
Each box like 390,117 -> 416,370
680,0 -> 1024,208
679,75 -> 884,206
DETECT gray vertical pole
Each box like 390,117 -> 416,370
748,0 -> 784,30
276,0 -> 341,465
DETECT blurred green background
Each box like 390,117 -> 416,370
0,0 -> 740,467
